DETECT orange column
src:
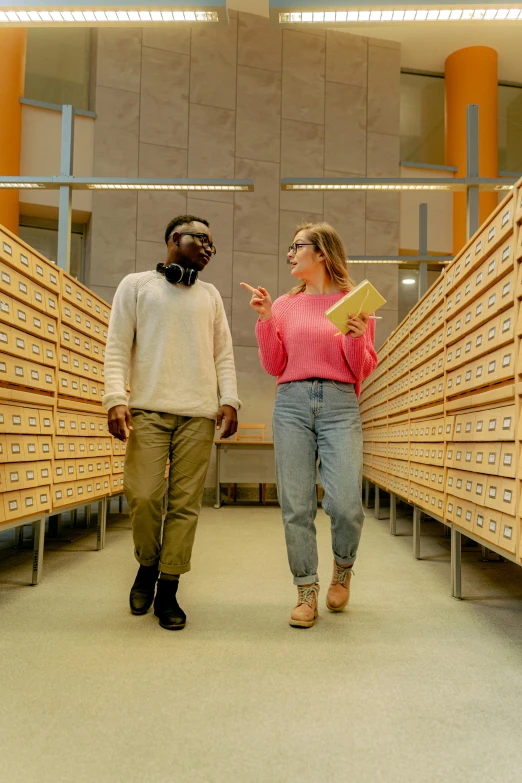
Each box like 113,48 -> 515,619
0,29 -> 26,235
445,46 -> 498,254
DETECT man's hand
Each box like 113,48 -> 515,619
216,405 -> 238,440
108,405 -> 133,442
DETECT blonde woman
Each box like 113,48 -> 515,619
241,223 -> 378,628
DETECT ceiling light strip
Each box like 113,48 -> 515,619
280,9 -> 522,23
86,183 -> 249,190
285,183 -> 451,191
0,9 -> 219,23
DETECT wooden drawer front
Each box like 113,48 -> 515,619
53,481 -> 77,508
446,469 -> 487,505
449,240 -> 514,317
485,476 -> 516,516
484,196 -> 514,254
498,443 -> 516,478
62,276 -> 110,325
54,460 -> 77,484
498,514 -> 517,555
450,496 -> 476,532
32,256 -> 60,294
388,375 -> 409,401
8,294 -> 57,342
0,404 -> 28,434
445,309 -> 514,372
408,482 -> 445,516
409,355 -> 444,390
3,461 -> 51,491
470,443 -> 502,475
0,231 -> 33,277
446,271 -> 515,345
476,405 -> 515,441
2,490 -> 22,521
409,416 -> 445,443
409,463 -> 445,492
446,345 -> 515,397
0,323 -> 44,364
0,356 -> 55,392
409,443 -> 445,467
61,302 -> 107,343
388,476 -> 409,499
60,324 -> 93,358
474,507 -> 502,546
409,376 -> 444,408
410,327 -> 444,370
94,476 -> 111,496
112,438 -> 127,456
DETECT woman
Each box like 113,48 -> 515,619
240,223 -> 378,628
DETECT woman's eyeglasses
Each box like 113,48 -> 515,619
288,243 -> 315,255
173,232 -> 217,256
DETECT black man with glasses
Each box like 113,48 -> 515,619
103,215 -> 241,630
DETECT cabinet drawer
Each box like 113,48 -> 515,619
451,496 -> 476,532
2,490 -> 22,521
0,231 -> 33,277
484,196 -> 514,254
485,477 -> 516,516
499,443 -> 516,478
53,482 -> 77,508
32,256 -> 60,294
474,507 -> 501,546
498,514 -> 517,555
476,405 -> 515,441
10,295 -> 57,342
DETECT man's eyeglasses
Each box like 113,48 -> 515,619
288,243 -> 315,255
173,232 -> 217,256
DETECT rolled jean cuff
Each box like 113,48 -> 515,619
159,560 -> 191,576
334,556 -> 356,566
293,573 -> 319,586
135,552 -> 159,567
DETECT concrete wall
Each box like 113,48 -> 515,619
86,14 -> 402,483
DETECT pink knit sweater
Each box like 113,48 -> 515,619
255,292 -> 378,397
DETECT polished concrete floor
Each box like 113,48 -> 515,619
2,501 -> 522,783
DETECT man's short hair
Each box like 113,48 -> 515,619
164,215 -> 210,245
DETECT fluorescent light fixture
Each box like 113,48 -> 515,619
402,278 -> 417,284
0,177 -> 254,191
0,2 -> 226,25
281,177 -> 518,192
273,3 -> 522,24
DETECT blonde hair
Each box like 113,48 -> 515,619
286,222 -> 356,296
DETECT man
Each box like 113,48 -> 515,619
103,215 -> 240,630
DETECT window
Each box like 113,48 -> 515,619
24,29 -> 92,111
499,84 -> 522,173
400,72 -> 445,166
19,218 -> 85,282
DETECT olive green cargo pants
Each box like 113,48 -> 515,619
124,409 -> 215,575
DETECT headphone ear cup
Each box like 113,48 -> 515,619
184,268 -> 198,286
164,264 -> 184,284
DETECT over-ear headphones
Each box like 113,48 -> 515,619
156,263 -> 198,287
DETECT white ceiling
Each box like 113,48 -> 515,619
227,1 -> 522,83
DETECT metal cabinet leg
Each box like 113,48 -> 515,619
413,506 -> 421,560
364,479 -> 371,509
119,495 -> 123,513
374,486 -> 380,518
85,504 -> 91,528
96,497 -> 107,551
481,546 -> 489,562
451,527 -> 462,599
390,493 -> 397,536
32,517 -> 45,585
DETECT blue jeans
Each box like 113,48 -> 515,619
273,379 -> 365,586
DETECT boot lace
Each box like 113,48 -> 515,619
297,584 -> 319,608
333,563 -> 354,587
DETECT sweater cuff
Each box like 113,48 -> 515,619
343,332 -> 368,367
219,396 -> 242,411
102,392 -> 129,411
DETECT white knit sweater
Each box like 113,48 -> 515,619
102,271 -> 241,419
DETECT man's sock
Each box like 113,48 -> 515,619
160,573 -> 179,581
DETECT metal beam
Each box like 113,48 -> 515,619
418,202 -> 428,298
466,104 -> 480,241
57,105 -> 74,273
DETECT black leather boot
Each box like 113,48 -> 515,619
129,564 -> 159,615
154,579 -> 186,630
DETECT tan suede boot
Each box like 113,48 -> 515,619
289,583 -> 320,628
326,561 -> 353,612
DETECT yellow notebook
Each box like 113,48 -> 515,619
325,280 -> 386,334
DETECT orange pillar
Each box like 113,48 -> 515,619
445,46 -> 498,254
0,29 -> 26,235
